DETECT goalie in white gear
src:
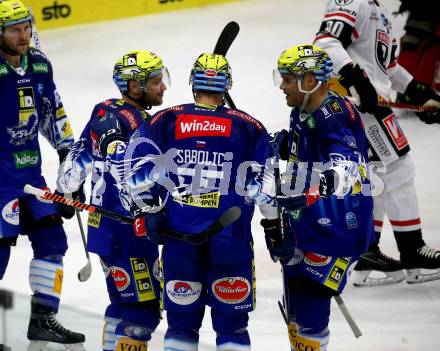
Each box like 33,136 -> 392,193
315,0 -> 440,286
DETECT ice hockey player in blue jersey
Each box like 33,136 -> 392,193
56,50 -> 170,350
269,44 -> 374,351
0,1 -> 85,349
99,52 -> 278,351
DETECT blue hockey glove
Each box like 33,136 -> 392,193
277,168 -> 339,213
133,210 -> 166,245
53,184 -> 86,219
260,218 -> 295,263
277,192 -> 320,213
89,111 -> 127,158
270,129 -> 289,160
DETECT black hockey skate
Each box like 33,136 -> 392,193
27,298 -> 85,351
401,245 -> 440,284
353,249 -> 407,287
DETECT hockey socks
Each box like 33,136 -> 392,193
288,322 -> 329,351
29,258 -> 63,312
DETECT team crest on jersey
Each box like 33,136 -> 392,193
375,30 -> 390,73
8,86 -> 38,145
328,100 -> 342,114
7,113 -> 38,145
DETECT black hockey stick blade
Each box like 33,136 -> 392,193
160,206 -> 241,245
213,21 -> 240,56
213,22 -> 239,109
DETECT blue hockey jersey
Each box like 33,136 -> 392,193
126,103 -> 277,240
285,92 -> 374,257
0,48 -> 74,198
57,99 -> 149,256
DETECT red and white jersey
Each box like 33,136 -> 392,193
315,0 -> 413,98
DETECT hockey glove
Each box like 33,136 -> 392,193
132,210 -> 166,245
417,108 -> 440,124
401,80 -> 440,124
270,129 -> 289,160
260,218 -> 295,263
277,192 -> 320,213
57,148 -> 70,164
277,169 -> 337,212
53,184 -> 86,219
339,64 -> 379,114
89,112 -> 127,158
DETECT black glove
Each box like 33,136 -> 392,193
417,108 -> 440,124
401,80 -> 440,124
89,112 -> 127,158
401,80 -> 439,106
270,129 -> 289,160
261,218 -> 295,263
53,184 -> 85,219
57,148 -> 70,164
339,64 -> 379,114
133,209 -> 166,245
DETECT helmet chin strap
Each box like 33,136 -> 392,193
297,79 -> 322,111
126,83 -> 152,110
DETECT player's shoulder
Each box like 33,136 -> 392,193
94,99 -> 144,131
27,48 -> 52,73
323,0 -> 364,22
225,107 -> 265,132
149,104 -> 186,126
28,48 -> 50,63
315,93 -> 358,123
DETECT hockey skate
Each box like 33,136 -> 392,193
401,245 -> 440,284
353,249 -> 407,287
27,298 -> 85,351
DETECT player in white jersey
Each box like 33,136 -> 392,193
315,0 -> 440,286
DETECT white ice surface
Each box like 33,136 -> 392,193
1,0 -> 440,349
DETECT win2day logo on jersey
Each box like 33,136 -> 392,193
175,115 -> 232,140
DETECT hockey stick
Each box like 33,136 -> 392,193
344,96 -> 437,112
334,295 -> 362,338
213,21 -> 240,109
23,185 -> 240,245
271,143 -> 293,324
75,210 -> 92,282
377,96 -> 438,112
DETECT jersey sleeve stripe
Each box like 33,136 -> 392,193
314,34 -> 335,41
324,12 -> 356,25
389,218 -> 421,226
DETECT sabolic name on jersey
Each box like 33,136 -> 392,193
176,149 -> 229,167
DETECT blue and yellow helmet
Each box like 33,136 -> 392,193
190,53 -> 232,93
277,44 -> 333,82
113,50 -> 169,94
0,0 -> 33,32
